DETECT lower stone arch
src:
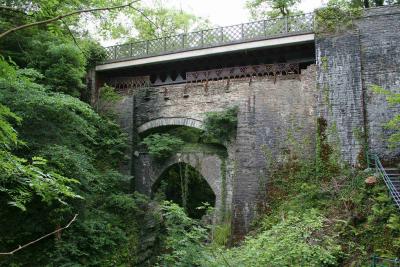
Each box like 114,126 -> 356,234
136,152 -> 228,221
137,117 -> 204,134
152,162 -> 216,219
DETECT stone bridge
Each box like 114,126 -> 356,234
92,6 -> 400,239
136,152 -> 231,219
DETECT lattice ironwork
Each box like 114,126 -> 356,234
104,76 -> 150,93
186,63 -> 300,84
243,21 -> 264,40
103,13 -> 314,62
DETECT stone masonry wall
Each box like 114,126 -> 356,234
118,65 -> 317,237
359,6 -> 400,161
316,5 -> 400,165
316,31 -> 364,166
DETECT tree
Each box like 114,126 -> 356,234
246,0 -> 301,20
127,0 -> 211,40
0,59 -> 82,211
0,1 -> 140,39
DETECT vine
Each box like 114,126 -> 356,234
179,162 -> 189,212
203,106 -> 239,144
220,158 -> 227,222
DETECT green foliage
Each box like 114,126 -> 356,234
220,210 -> 341,266
246,0 -> 301,19
371,85 -> 400,148
203,106 -> 238,144
127,0 -> 211,41
96,84 -> 123,117
0,61 -> 81,211
315,1 -> 362,33
141,133 -> 184,159
0,56 -> 140,266
82,40 -> 107,70
157,201 -> 211,267
212,222 -> 231,247
153,163 -> 216,219
28,42 -> 86,97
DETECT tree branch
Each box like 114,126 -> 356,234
0,1 -> 141,39
61,18 -> 82,52
0,214 -> 78,256
130,7 -> 159,32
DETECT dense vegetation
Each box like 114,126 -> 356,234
0,0 -> 209,266
0,0 -> 399,266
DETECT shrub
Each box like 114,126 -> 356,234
203,106 -> 238,144
141,133 -> 184,159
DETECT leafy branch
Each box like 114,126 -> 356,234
0,1 -> 140,39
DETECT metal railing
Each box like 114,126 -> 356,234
368,154 -> 400,210
371,255 -> 400,267
103,13 -> 314,63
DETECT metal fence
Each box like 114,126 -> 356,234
103,13 -> 314,62
368,154 -> 400,210
371,255 -> 400,267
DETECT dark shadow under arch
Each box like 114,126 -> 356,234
152,162 -> 216,219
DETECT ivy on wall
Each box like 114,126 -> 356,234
202,106 -> 239,144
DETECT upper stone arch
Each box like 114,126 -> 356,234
137,117 -> 204,134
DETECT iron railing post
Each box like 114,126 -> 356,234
263,20 -> 267,37
181,34 -> 185,48
163,37 -> 167,52
146,40 -> 149,55
130,43 -> 133,57
241,23 -> 245,39
201,30 -> 204,47
285,16 -> 289,33
113,46 -> 117,60
220,27 -> 223,43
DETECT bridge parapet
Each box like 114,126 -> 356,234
102,13 -> 314,63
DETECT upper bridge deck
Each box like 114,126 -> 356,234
96,13 -> 315,71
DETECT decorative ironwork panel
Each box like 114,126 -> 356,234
104,76 -> 151,93
131,41 -> 147,58
104,46 -> 115,60
115,43 -> 131,59
147,39 -> 164,55
186,63 -> 300,84
223,25 -> 243,43
287,13 -> 314,33
165,35 -> 183,51
202,28 -> 223,46
243,21 -> 265,40
185,31 -> 203,48
264,17 -> 287,36
102,13 -> 314,62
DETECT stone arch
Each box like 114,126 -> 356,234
152,153 -> 220,196
137,117 -> 204,134
135,152 -> 230,221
